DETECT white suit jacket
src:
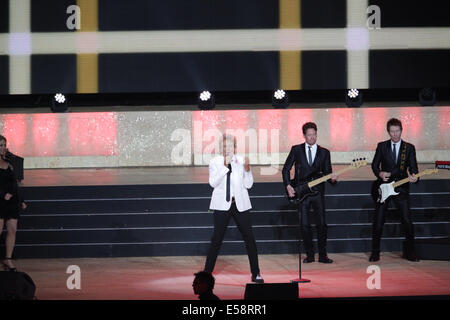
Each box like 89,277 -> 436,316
208,155 -> 254,212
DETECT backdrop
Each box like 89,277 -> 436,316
1,0 -> 450,95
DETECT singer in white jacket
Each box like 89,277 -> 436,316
204,134 -> 264,284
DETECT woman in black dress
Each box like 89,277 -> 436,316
0,135 -> 27,271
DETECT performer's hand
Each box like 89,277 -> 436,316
331,173 -> 338,182
286,185 -> 296,198
409,174 -> 418,183
4,193 -> 12,201
244,157 -> 250,172
21,202 -> 27,210
379,171 -> 391,182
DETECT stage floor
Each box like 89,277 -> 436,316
13,253 -> 450,300
21,164 -> 448,187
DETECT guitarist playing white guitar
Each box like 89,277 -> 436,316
370,118 -> 420,263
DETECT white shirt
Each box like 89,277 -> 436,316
391,139 -> 402,162
208,155 -> 253,212
305,143 -> 317,164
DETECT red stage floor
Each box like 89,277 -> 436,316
12,253 -> 450,300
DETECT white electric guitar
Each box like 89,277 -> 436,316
377,168 -> 439,203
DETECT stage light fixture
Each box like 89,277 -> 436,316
272,89 -> 289,108
198,91 -> 215,110
51,93 -> 68,112
345,88 -> 363,107
419,87 -> 436,106
348,88 -> 359,99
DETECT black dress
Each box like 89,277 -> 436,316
0,164 -> 23,220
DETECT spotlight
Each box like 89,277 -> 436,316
272,89 -> 289,108
198,91 -> 215,110
51,93 -> 68,112
345,88 -> 363,107
55,93 -> 66,103
348,88 -> 359,99
419,88 -> 436,106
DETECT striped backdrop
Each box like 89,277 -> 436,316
0,0 -> 450,95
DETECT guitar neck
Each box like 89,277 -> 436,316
392,171 -> 427,187
307,165 -> 353,188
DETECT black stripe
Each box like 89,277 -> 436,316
370,50 -> 450,89
31,0 -> 77,32
0,0 -> 8,33
369,0 -> 450,27
0,55 -> 8,94
98,52 -> 279,93
301,0 -> 347,28
99,0 -> 278,31
301,51 -> 347,90
31,54 -> 77,94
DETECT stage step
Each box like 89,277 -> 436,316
1,180 -> 448,259
403,237 -> 450,261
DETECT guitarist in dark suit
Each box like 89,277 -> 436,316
282,122 -> 337,263
370,118 -> 419,262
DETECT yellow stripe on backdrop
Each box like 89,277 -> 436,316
279,0 -> 301,90
77,0 -> 98,93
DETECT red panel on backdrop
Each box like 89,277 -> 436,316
399,107 -> 423,146
68,113 -> 117,156
439,108 -> 450,149
193,110 -> 252,154
363,108 -> 387,150
287,109 -> 313,147
1,107 -> 448,162
32,114 -> 59,156
257,109 -> 282,153
0,113 -> 117,157
224,110 -> 250,154
330,109 -> 354,151
1,114 -> 27,156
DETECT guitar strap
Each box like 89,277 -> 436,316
399,142 -> 407,172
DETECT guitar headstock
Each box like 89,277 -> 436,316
350,157 -> 367,169
423,168 -> 439,175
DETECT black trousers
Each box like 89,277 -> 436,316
298,193 -> 328,258
371,192 -> 416,254
204,202 -> 260,276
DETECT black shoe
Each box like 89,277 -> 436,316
303,256 -> 315,263
251,274 -> 264,284
369,252 -> 380,262
318,256 -> 333,264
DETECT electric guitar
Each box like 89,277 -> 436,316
286,158 -> 368,203
376,168 -> 438,203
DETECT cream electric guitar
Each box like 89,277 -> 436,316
377,168 -> 439,203
287,158 -> 368,203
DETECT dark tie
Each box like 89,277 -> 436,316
226,163 -> 232,202
308,146 -> 313,166
392,143 -> 397,163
